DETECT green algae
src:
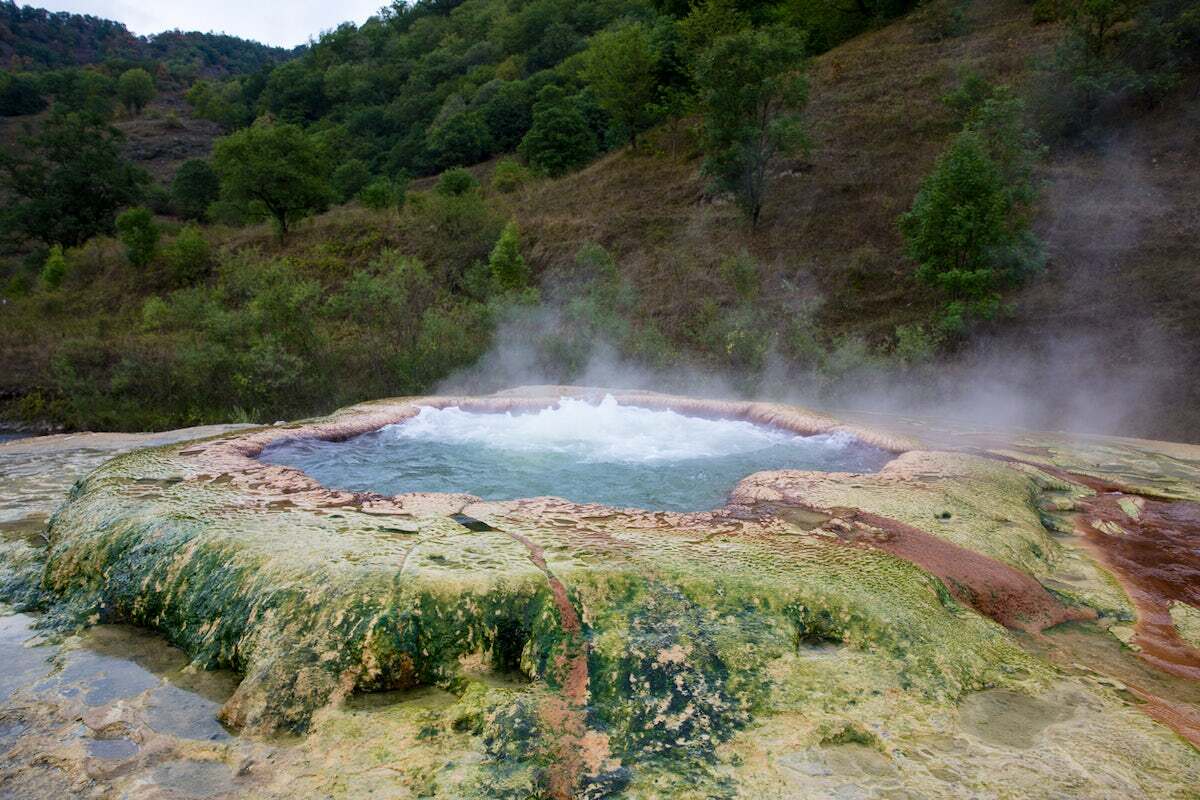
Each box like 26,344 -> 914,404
11,393 -> 1200,798
1171,602 -> 1200,650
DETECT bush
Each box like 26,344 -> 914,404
436,167 -> 480,197
408,188 -> 505,280
117,68 -> 155,114
161,226 -> 212,285
491,158 -> 532,193
893,323 -> 937,365
332,159 -> 371,204
115,207 -> 160,269
488,221 -> 531,292
171,159 -> 221,221
427,111 -> 493,172
0,72 -> 47,117
41,245 -> 67,289
359,176 -> 407,210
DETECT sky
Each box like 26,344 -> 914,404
35,1 -> 386,47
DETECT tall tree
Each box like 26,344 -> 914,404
211,121 -> 333,238
695,27 -> 809,227
171,159 -> 221,221
581,23 -> 660,147
518,86 -> 597,177
0,112 -> 148,246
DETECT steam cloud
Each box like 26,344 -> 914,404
440,130 -> 1195,443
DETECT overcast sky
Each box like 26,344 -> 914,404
36,1 -> 385,47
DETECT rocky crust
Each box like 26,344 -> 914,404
5,388 -> 1200,798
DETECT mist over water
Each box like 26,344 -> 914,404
260,396 -> 891,511
432,293 -> 1192,442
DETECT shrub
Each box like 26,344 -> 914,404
893,323 -> 937,365
115,207 -> 160,269
917,0 -> 970,43
0,72 -> 47,117
332,159 -> 371,204
719,251 -> 760,301
491,158 -> 532,193
436,167 -> 480,197
359,177 -> 407,210
172,159 -> 221,221
161,226 -> 212,285
488,221 -> 531,292
117,68 -> 155,114
41,245 -> 67,289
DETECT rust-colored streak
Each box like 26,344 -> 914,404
830,508 -> 1091,633
501,526 -> 600,799
1127,684 -> 1200,749
1076,494 -> 1200,681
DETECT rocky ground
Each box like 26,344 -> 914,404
1,389 -> 1199,799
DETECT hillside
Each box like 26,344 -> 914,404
0,0 -> 1197,441
509,0 -> 1199,440
0,1 -> 294,75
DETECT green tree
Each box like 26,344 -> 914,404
359,176 -> 408,210
211,121 -> 333,238
332,159 -> 371,203
117,68 -> 156,114
679,0 -> 748,61
581,23 -> 661,147
436,167 -> 480,197
479,80 -> 533,152
488,221 -> 531,292
491,158 -> 532,193
427,111 -> 493,171
899,129 -> 1040,331
115,207 -> 159,268
695,27 -> 809,227
1068,0 -> 1142,59
0,112 -> 148,246
41,245 -> 67,289
0,72 -> 47,117
171,159 -> 221,221
518,86 -> 598,177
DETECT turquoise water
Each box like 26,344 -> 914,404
260,396 -> 892,512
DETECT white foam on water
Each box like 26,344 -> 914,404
384,394 -> 850,464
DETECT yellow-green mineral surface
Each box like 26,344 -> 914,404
2,388 -> 1198,799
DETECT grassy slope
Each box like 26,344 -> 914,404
511,0 -> 1062,341
507,0 -> 1199,440
4,0 -> 1198,439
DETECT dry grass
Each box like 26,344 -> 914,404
511,0 -> 1063,344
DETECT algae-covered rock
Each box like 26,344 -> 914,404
9,389 -> 1200,798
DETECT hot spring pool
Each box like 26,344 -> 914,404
260,396 -> 892,511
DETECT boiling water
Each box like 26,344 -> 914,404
260,396 -> 892,511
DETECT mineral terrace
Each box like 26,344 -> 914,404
1,387 -> 1198,799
